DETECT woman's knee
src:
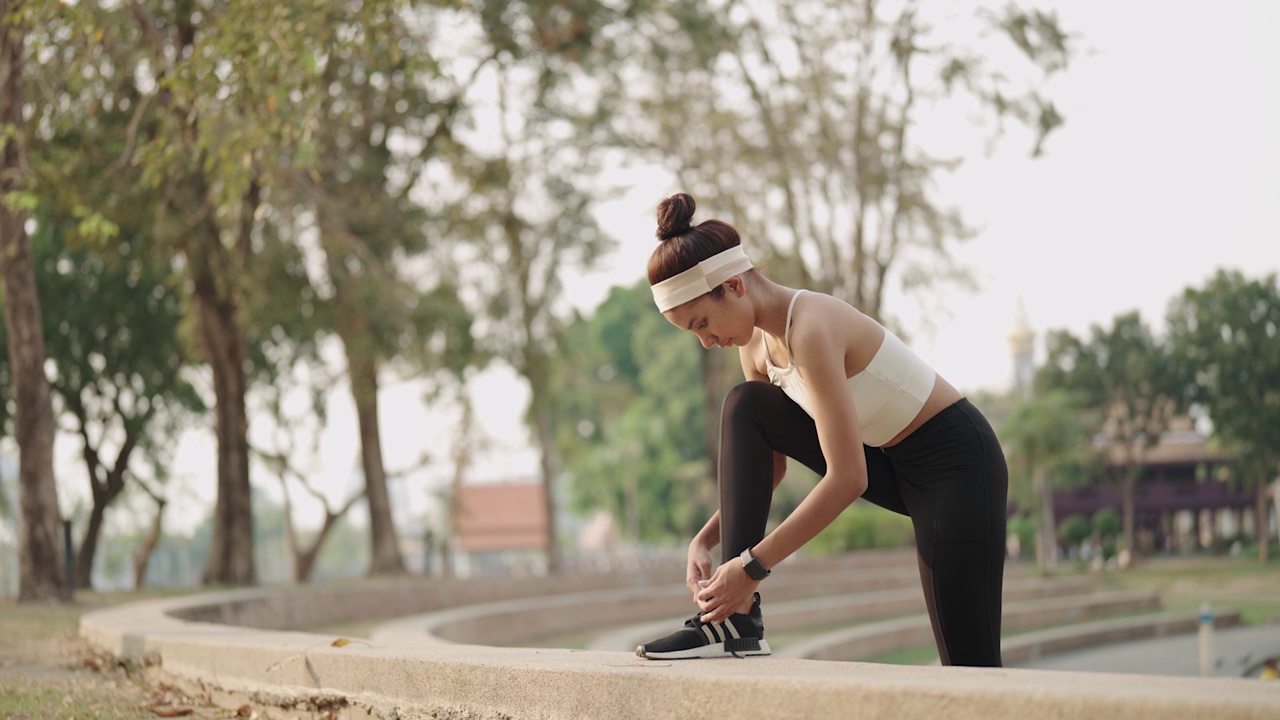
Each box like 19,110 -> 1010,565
721,381 -> 782,424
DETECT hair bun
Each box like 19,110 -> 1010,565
656,193 -> 696,241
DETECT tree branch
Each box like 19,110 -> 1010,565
115,90 -> 152,170
129,1 -> 168,63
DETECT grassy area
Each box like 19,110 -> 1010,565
864,645 -> 939,666
0,588 -> 234,720
0,679 -> 170,720
865,555 -> 1280,666
1091,554 -> 1280,625
0,587 -> 194,642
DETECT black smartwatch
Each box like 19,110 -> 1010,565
740,547 -> 771,581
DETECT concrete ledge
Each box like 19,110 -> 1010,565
81,601 -> 1279,720
78,559 -> 1280,719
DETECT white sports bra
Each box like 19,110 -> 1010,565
763,290 -> 936,447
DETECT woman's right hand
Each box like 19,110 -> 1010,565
686,541 -> 715,597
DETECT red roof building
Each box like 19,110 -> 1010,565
453,482 -> 548,554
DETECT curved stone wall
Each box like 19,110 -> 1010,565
79,554 -> 1280,719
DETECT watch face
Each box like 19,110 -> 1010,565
741,548 -> 769,580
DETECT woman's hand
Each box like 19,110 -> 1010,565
694,557 -> 759,624
686,541 -> 715,597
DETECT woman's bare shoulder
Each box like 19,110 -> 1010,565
790,292 -> 884,368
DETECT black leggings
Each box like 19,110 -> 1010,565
718,381 -> 1008,667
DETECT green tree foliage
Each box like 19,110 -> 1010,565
590,0 -> 1078,511
1001,388 -> 1092,570
269,1 -> 475,577
1166,269 -> 1280,563
606,0 -> 1074,324
9,218 -> 201,589
5,0 -> 1088,582
552,281 -> 732,543
23,0 -> 454,586
1037,311 -> 1182,563
23,0 -> 289,585
430,0 -> 635,570
13,0 -> 213,591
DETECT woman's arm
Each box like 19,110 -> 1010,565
752,318 -> 866,567
696,312 -> 868,622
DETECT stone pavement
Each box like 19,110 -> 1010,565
1014,621 -> 1280,678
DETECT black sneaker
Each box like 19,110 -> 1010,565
636,593 -> 770,659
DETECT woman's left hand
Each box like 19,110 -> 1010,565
694,557 -> 759,624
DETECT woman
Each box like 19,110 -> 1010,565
636,193 -> 1008,667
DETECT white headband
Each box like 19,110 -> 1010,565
651,245 -> 753,312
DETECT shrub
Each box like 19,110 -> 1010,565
809,504 -> 915,554
1057,514 -> 1090,548
1092,507 -> 1121,539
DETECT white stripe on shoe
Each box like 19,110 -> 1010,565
639,638 -> 774,660
700,625 -> 718,644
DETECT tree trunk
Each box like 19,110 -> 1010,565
1272,477 -> 1279,560
532,393 -> 560,574
76,500 -> 107,589
75,445 -> 129,588
348,353 -> 404,576
443,401 -> 476,581
295,512 -> 342,582
1121,470 -> 1138,562
1258,482 -> 1272,565
0,2 -> 70,604
295,539 -> 321,583
74,414 -> 139,589
623,468 -> 640,542
191,251 -> 255,586
1034,469 -> 1056,571
132,495 -> 165,589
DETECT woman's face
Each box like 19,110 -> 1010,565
661,277 -> 753,350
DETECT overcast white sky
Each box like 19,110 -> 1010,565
30,1 -> 1280,534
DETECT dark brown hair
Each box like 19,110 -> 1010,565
647,193 -> 743,286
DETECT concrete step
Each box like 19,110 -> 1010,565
374,557 -> 1080,649
587,575 -> 1098,652
1001,609 -> 1244,665
371,557 -> 933,647
776,588 -> 1163,662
